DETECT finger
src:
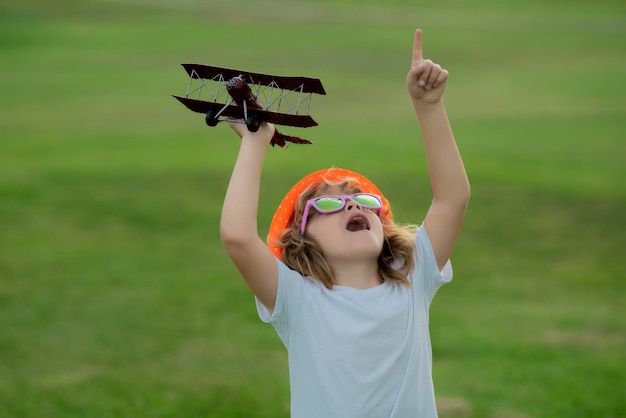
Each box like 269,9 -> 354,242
411,28 -> 423,65
432,68 -> 448,89
418,60 -> 433,87
425,63 -> 442,89
228,122 -> 243,138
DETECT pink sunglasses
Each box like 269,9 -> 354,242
300,193 -> 383,234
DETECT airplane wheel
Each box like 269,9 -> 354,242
205,110 -> 218,127
246,114 -> 260,132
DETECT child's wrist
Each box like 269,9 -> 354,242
241,134 -> 272,149
412,98 -> 444,114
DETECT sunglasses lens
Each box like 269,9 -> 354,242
314,197 -> 344,211
352,194 -> 382,208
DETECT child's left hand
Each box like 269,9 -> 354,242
406,29 -> 448,104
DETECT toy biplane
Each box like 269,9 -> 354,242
173,64 -> 326,148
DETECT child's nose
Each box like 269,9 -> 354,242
345,199 -> 362,211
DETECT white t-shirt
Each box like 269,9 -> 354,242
257,225 -> 452,418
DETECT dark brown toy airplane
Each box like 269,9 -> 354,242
173,64 -> 326,148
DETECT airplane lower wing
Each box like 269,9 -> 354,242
173,96 -> 241,118
173,95 -> 318,128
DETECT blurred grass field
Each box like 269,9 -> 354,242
1,0 -> 625,417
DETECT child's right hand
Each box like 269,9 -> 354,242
229,121 -> 276,145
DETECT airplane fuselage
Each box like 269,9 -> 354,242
226,76 -> 263,109
223,75 -> 308,147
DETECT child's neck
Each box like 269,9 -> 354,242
331,260 -> 382,290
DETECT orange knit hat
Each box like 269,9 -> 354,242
266,168 -> 392,258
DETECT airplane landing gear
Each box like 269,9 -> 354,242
205,110 -> 218,127
246,114 -> 260,132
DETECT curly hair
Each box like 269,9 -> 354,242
275,178 -> 417,289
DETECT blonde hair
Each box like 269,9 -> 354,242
276,178 -> 416,289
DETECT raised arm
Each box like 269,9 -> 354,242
220,122 -> 278,312
406,29 -> 470,270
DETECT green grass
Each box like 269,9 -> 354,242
1,1 -> 625,417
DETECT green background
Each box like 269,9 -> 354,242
1,0 -> 625,416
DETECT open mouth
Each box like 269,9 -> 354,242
346,214 -> 370,232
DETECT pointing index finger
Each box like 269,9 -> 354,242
412,29 -> 423,64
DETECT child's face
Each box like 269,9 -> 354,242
304,186 -> 385,262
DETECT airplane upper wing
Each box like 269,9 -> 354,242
181,64 -> 326,95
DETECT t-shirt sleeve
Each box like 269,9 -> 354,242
255,258 -> 314,346
412,224 -> 453,302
